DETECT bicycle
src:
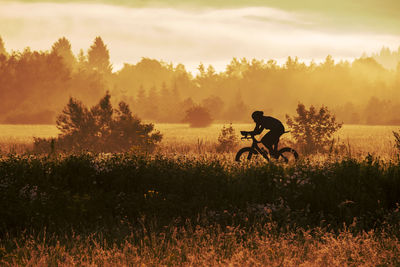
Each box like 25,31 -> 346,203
235,131 -> 299,163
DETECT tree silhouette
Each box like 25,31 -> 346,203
76,49 -> 87,70
56,97 -> 94,137
91,91 -> 113,139
183,105 -> 213,128
285,56 -> 306,71
88,36 -> 112,74
1,36 -> 400,125
51,37 -> 76,71
158,82 -> 174,122
39,92 -> 163,153
226,57 -> 244,78
371,46 -> 400,69
216,124 -> 239,152
135,85 -> 147,118
145,86 -> 159,120
320,55 -> 335,70
286,103 -> 342,154
0,36 -> 6,56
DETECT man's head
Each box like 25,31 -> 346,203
251,111 -> 263,123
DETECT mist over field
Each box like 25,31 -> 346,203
1,1 -> 400,72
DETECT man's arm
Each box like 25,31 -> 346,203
249,123 -> 263,135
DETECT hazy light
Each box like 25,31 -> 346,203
1,2 -> 399,72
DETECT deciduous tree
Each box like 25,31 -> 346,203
183,105 -> 213,128
286,103 -> 342,154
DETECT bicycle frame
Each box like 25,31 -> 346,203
237,131 -> 298,163
241,134 -> 270,161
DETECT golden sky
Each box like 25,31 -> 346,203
1,0 -> 399,72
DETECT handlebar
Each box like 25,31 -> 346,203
240,130 -> 291,141
240,131 -> 258,141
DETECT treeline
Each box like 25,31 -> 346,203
0,37 -> 110,124
370,46 -> 400,70
1,36 -> 400,125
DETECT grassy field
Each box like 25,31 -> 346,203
3,225 -> 399,266
1,123 -> 400,265
0,123 -> 398,157
156,123 -> 400,158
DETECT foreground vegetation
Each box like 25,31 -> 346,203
2,224 -> 399,266
2,153 -> 400,234
1,152 -> 400,264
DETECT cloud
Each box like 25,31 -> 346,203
0,2 -> 399,72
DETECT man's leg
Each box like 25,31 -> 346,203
262,131 -> 281,159
261,132 -> 276,157
272,130 -> 284,158
272,139 -> 280,158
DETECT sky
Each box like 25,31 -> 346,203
1,0 -> 400,72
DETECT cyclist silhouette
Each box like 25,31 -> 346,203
243,111 -> 285,159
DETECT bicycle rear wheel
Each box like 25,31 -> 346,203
235,147 -> 258,162
277,147 -> 299,163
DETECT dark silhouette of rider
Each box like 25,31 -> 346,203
244,111 -> 285,158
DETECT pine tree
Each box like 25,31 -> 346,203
197,63 -> 206,77
135,85 -> 146,118
91,91 -> 113,138
159,82 -> 174,122
146,86 -> 159,120
160,82 -> 169,99
0,36 -> 6,56
171,82 -> 181,103
75,49 -> 88,71
169,83 -> 183,122
51,37 -> 76,70
87,36 -> 112,73
206,65 -> 216,77
321,55 -> 335,70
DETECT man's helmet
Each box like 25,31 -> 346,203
251,111 -> 264,121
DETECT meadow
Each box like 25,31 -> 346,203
0,123 -> 398,157
1,123 -> 400,265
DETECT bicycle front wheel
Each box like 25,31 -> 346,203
235,147 -> 257,162
277,147 -> 299,163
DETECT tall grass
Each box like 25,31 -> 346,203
2,224 -> 399,266
1,153 -> 400,237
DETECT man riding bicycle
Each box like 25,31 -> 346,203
243,111 -> 285,159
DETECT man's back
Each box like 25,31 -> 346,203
259,116 -> 284,131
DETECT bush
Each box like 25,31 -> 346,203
216,124 -> 239,152
1,154 -> 400,236
34,92 -> 162,153
183,105 -> 213,128
286,103 -> 342,154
